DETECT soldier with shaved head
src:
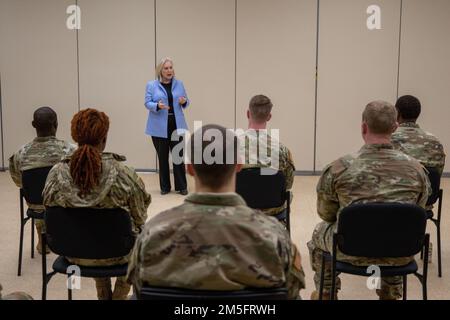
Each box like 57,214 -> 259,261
9,106 -> 76,254
308,101 -> 430,300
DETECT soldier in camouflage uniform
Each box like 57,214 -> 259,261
127,124 -> 305,299
43,109 -> 151,300
308,101 -> 430,300
238,95 -> 295,217
9,107 -> 76,254
392,95 -> 446,175
0,283 -> 33,300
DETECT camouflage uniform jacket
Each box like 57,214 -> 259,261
9,136 -> 76,211
392,122 -> 446,175
43,152 -> 151,266
240,129 -> 295,216
317,143 -> 431,265
127,192 -> 305,299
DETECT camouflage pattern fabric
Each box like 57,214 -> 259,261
9,136 -> 76,228
43,152 -> 151,267
308,143 -> 430,299
239,129 -> 295,216
127,192 -> 305,299
392,122 -> 446,175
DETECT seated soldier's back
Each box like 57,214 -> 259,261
392,122 -> 446,174
128,192 -> 293,292
333,144 -> 430,212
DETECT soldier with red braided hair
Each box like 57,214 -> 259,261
43,108 -> 151,300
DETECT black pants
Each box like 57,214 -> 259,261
152,115 -> 187,192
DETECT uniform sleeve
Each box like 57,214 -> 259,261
436,142 -> 446,176
281,146 -> 295,191
417,166 -> 431,208
316,164 -> 340,223
179,80 -> 190,109
8,152 -> 22,188
125,167 -> 151,232
285,243 -> 306,300
144,82 -> 159,112
42,165 -> 60,207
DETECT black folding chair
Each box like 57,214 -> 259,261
138,286 -> 288,300
422,167 -> 444,277
236,167 -> 291,233
318,203 -> 429,300
18,166 -> 53,276
41,206 -> 135,300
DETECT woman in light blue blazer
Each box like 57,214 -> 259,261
145,57 -> 189,195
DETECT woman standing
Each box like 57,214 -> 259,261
145,57 -> 189,195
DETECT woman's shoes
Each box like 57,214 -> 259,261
161,189 -> 188,195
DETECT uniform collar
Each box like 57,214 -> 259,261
185,192 -> 246,207
33,136 -> 57,142
361,143 -> 394,152
399,122 -> 420,128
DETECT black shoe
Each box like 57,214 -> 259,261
160,190 -> 170,195
177,189 -> 188,196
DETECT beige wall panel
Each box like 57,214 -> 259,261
236,0 -> 317,171
156,0 -> 235,130
316,0 -> 401,169
0,103 -> 3,168
78,0 -> 156,170
0,0 -> 78,164
399,0 -> 450,173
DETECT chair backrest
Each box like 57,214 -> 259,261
336,202 -> 427,258
45,206 -> 135,259
425,167 -> 441,206
138,286 -> 288,300
236,168 -> 286,209
21,166 -> 53,205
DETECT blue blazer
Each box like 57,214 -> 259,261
144,78 -> 190,138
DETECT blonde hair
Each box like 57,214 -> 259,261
362,100 -> 398,134
155,57 -> 174,80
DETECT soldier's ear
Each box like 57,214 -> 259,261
246,110 -> 250,120
392,121 -> 399,133
361,122 -> 368,135
32,121 -> 37,129
235,163 -> 243,173
267,113 -> 272,122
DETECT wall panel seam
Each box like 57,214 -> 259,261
76,0 -> 81,111
396,0 -> 403,99
313,0 -> 320,173
0,72 -> 4,170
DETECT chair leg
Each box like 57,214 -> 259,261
68,275 -> 73,300
319,254 -> 326,300
331,235 -> 337,300
422,234 -> 430,301
17,221 -> 25,276
42,233 -> 48,301
436,220 -> 442,278
402,275 -> 407,301
31,218 -> 35,259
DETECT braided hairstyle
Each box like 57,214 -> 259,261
70,108 -> 110,196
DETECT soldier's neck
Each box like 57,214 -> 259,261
248,121 -> 267,130
364,135 -> 392,145
195,179 -> 236,194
